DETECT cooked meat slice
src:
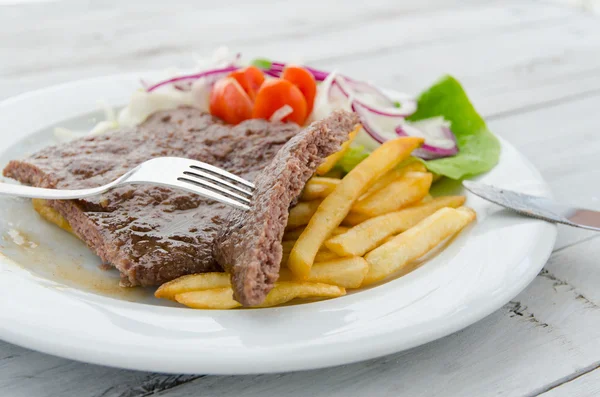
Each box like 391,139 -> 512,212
214,110 -> 360,306
3,107 -> 300,286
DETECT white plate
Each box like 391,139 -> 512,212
0,73 -> 556,374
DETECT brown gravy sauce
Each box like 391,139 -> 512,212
1,229 -> 154,302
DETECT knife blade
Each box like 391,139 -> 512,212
462,181 -> 600,232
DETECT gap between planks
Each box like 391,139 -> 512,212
533,362 -> 600,396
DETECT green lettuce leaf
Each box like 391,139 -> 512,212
336,146 -> 370,173
251,58 -> 272,69
407,75 -> 500,179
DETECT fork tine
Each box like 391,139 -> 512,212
177,177 -> 251,210
188,161 -> 255,190
177,176 -> 251,204
183,171 -> 253,198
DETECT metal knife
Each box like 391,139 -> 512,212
462,180 -> 600,232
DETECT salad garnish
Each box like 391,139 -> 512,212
77,49 -> 499,180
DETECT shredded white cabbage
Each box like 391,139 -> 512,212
310,70 -> 345,122
89,120 -> 119,136
98,99 -> 117,123
53,127 -> 84,143
118,89 -> 195,127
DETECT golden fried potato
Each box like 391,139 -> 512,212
175,287 -> 238,309
342,193 -> 436,226
175,282 -> 346,309
341,211 -> 371,226
360,160 -> 426,199
286,200 -> 322,230
314,248 -> 340,262
300,177 -> 342,201
279,257 -> 368,288
282,240 -> 296,255
316,125 -> 361,175
326,196 -> 466,257
283,226 -> 348,241
350,171 -> 433,217
421,194 -> 433,203
288,137 -> 424,279
32,199 -> 74,234
155,272 -> 231,300
307,257 -> 368,288
363,206 -> 476,285
282,244 -> 339,267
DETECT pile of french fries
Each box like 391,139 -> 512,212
155,132 -> 476,309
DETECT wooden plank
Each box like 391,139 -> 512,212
0,342 -> 201,397
313,16 -> 600,118
0,2 -> 573,101
0,0 -> 495,78
487,94 -> 600,249
540,368 -> 600,397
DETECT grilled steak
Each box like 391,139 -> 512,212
214,110 -> 359,306
3,107 -> 301,286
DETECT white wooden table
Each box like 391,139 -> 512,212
1,0 -> 600,395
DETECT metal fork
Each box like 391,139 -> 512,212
0,157 -> 255,210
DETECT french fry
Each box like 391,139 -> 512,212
316,125 -> 360,175
342,211 -> 371,226
175,282 -> 346,309
282,240 -> 296,256
279,257 -> 368,288
286,200 -> 322,230
421,194 -> 433,203
288,137 -> 424,279
175,288 -> 239,309
282,244 -> 339,266
155,273 -> 231,301
314,248 -> 340,262
360,160 -> 426,199
381,234 -> 397,244
283,227 -> 305,241
326,196 -> 466,257
33,198 -> 74,234
283,226 -> 348,241
342,192 -> 435,226
332,226 -> 350,236
363,206 -> 476,285
343,176 -> 434,226
300,177 -> 341,201
351,171 -> 433,217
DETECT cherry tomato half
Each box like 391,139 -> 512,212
228,66 -> 265,101
282,66 -> 317,115
252,79 -> 308,125
209,77 -> 253,125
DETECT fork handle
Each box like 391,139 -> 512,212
0,182 -> 109,200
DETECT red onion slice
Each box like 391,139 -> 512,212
328,80 -> 347,103
333,77 -> 417,117
396,120 -> 458,160
263,61 -> 329,81
351,101 -> 403,144
354,99 -> 457,160
146,66 -> 238,92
